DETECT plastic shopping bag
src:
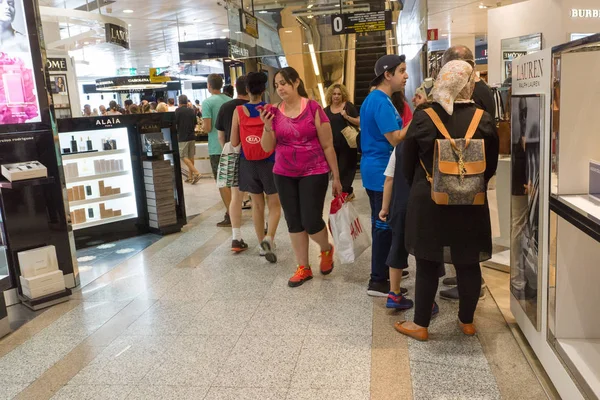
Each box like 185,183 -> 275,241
328,194 -> 371,264
216,142 -> 240,188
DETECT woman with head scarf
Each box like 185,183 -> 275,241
394,60 -> 499,341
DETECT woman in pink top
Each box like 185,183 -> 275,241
261,67 -> 342,287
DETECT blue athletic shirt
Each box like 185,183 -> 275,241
240,102 -> 275,162
359,89 -> 403,192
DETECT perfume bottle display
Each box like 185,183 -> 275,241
0,53 -> 41,124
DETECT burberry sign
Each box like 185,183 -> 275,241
105,23 -> 129,49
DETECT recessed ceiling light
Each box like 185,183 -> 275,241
84,41 -> 89,44
307,4 -> 313,8
285,30 -> 292,33
307,15 -> 313,18
258,10 -> 268,14
123,9 -> 134,13
219,36 -> 226,39
478,4 -> 488,8
128,24 -> 131,26
222,28 -> 230,32
235,31 -> 242,34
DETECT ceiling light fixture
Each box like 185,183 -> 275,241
222,28 -> 230,32
307,4 -> 313,8
478,4 -> 488,8
220,36 -> 226,39
84,41 -> 89,44
308,44 -> 320,77
318,83 -> 326,108
123,9 -> 134,13
235,31 -> 242,34
285,30 -> 292,33
258,10 -> 268,14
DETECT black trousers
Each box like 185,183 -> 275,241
414,258 -> 482,327
335,145 -> 358,194
274,173 -> 329,234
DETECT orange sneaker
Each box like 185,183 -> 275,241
319,244 -> 334,275
288,266 -> 313,287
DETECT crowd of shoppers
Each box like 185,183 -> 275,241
84,44 -> 498,340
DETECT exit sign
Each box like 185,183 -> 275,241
427,29 -> 439,41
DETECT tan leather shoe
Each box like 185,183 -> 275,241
458,321 -> 477,336
394,321 -> 429,341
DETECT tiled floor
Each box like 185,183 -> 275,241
0,180 -> 551,399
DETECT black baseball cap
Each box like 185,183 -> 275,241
370,54 -> 407,87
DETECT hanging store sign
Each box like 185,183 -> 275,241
239,10 -> 259,39
331,10 -> 392,35
570,9 -> 600,18
149,68 -> 171,83
105,23 -> 130,50
96,75 -> 168,91
46,58 -> 68,72
475,44 -> 488,65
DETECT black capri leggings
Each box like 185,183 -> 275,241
414,258 -> 482,328
274,173 -> 329,235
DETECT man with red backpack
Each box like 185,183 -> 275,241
229,72 -> 281,262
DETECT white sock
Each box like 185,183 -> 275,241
232,228 -> 242,241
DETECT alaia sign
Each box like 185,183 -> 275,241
105,23 -> 130,49
570,9 -> 600,18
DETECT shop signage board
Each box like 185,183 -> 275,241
47,58 -> 68,72
239,10 -> 259,39
0,0 -> 42,124
427,29 -> 439,41
105,23 -> 130,50
503,51 -> 528,61
570,9 -> 600,18
331,10 -> 392,35
475,44 -> 488,65
510,49 -> 551,334
149,68 -> 171,83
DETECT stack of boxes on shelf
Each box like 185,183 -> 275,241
98,180 -> 121,196
93,159 -> 124,174
66,184 -> 88,201
99,203 -> 122,219
144,160 -> 177,229
17,245 -> 66,299
64,163 -> 79,179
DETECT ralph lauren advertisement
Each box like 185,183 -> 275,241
511,94 -> 544,329
0,0 -> 41,124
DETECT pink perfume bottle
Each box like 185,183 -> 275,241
3,72 -> 25,104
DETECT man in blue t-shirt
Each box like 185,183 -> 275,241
360,54 -> 410,298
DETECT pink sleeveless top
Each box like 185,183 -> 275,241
272,99 -> 330,177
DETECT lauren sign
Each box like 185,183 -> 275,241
105,23 -> 129,49
570,9 -> 600,18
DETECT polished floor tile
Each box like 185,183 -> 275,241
291,335 -> 371,390
0,178 -> 551,400
410,360 -> 501,400
50,384 -> 133,400
214,334 -> 303,388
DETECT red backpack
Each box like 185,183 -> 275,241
237,105 -> 274,161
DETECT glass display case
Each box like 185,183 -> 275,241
547,34 -> 600,400
59,127 -> 138,230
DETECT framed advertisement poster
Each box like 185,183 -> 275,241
0,0 -> 46,128
510,94 -> 544,330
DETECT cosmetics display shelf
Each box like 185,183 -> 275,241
0,177 -> 55,189
68,192 -> 133,208
72,213 -> 136,231
65,170 -> 129,185
62,148 -> 125,161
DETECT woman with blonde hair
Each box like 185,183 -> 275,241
156,102 -> 169,113
324,84 -> 360,199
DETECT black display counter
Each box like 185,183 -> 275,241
57,113 -> 187,249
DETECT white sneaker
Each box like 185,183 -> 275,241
260,238 -> 277,263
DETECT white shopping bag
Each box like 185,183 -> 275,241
216,142 -> 240,188
328,194 -> 371,264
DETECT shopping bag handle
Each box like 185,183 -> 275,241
329,193 -> 349,214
